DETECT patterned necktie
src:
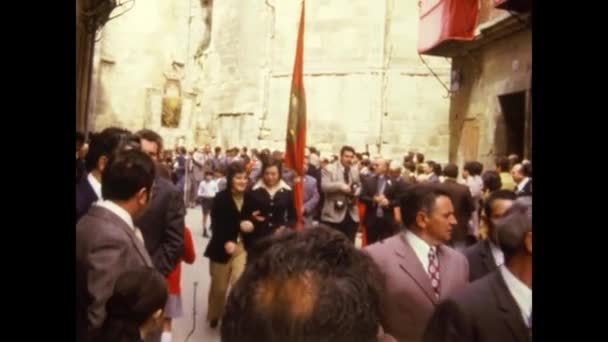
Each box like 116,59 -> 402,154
428,246 -> 441,300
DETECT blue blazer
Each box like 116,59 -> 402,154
76,175 -> 98,223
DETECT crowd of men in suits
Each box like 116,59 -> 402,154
75,127 -> 532,342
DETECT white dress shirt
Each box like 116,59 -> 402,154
489,241 -> 504,267
96,200 -> 144,243
87,173 -> 102,200
500,265 -> 532,327
404,230 -> 434,276
517,177 -> 531,193
198,179 -> 219,198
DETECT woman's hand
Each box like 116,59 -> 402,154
240,220 -> 254,233
224,241 -> 238,255
252,211 -> 266,222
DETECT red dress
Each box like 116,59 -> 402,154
358,201 -> 367,247
167,227 -> 196,295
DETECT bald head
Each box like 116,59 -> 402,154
494,200 -> 532,262
511,163 -> 530,184
372,157 -> 388,176
221,228 -> 384,342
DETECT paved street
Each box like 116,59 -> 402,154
171,207 -> 363,342
171,207 -> 220,342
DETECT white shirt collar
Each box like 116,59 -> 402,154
404,230 -> 433,275
95,200 -> 134,231
500,265 -> 532,327
252,179 -> 291,191
87,173 -> 102,199
517,177 -> 531,192
488,241 -> 504,267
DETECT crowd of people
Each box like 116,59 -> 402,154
76,126 -> 532,342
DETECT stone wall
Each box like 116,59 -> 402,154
200,0 -> 451,162
90,0 -> 452,163
449,27 -> 531,170
89,0 -> 212,149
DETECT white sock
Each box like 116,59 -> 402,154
161,331 -> 172,342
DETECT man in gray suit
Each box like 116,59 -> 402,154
423,199 -> 532,342
320,145 -> 361,243
76,149 -> 156,342
365,184 -> 469,342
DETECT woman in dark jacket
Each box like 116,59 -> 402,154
244,158 -> 297,251
204,161 -> 255,328
93,267 -> 167,342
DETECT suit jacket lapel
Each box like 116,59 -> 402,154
437,245 -> 455,299
493,272 -> 530,342
91,207 -> 153,267
395,235 -> 438,305
481,240 -> 497,273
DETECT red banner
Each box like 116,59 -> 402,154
284,0 -> 307,231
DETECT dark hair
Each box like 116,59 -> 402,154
520,162 -> 532,177
260,158 -> 283,180
496,157 -> 510,172
76,131 -> 86,149
482,170 -> 502,193
416,152 -> 425,163
400,184 -> 452,229
464,161 -> 483,176
443,164 -> 459,178
215,146 -> 222,153
155,163 -> 172,181
404,153 -> 414,164
95,267 -> 167,342
101,149 -> 156,201
483,190 -> 517,221
242,146 -> 248,153
85,127 -> 133,172
179,147 -> 187,155
135,129 -> 164,153
404,161 -> 416,173
340,145 -> 356,157
432,162 -> 442,176
242,155 -> 251,165
508,154 -> 521,167
360,159 -> 371,167
355,153 -> 363,160
226,161 -> 247,191
221,228 -> 383,342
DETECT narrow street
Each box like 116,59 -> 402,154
171,208 -> 219,342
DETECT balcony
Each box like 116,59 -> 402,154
417,0 -> 480,57
494,0 -> 532,13
418,0 -> 530,57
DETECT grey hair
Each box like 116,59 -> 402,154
494,199 -> 532,261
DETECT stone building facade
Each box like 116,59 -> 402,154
88,0 -> 453,162
418,0 -> 532,169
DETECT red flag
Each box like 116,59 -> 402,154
284,0 -> 306,231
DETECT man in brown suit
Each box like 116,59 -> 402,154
365,184 -> 469,342
76,149 -> 156,342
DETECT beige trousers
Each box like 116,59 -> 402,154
207,244 -> 247,321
